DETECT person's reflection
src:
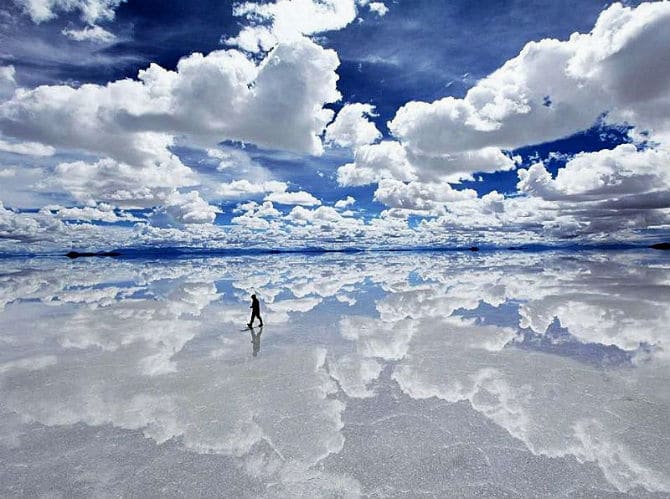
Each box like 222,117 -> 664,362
250,326 -> 263,357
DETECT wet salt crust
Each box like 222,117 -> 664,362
0,250 -> 668,498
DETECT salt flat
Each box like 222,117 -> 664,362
0,250 -> 668,498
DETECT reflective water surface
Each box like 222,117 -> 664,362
1,251 -> 669,498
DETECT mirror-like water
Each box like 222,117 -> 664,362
1,251 -> 669,497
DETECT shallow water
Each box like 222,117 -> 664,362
0,250 -> 669,498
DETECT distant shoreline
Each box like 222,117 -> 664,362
0,242 -> 668,260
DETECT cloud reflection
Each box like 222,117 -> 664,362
0,250 -> 668,496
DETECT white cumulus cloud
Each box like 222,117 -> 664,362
0,37 -> 340,161
517,144 -> 670,205
150,191 -> 220,226
50,203 -> 139,223
265,190 -> 321,206
388,2 -> 670,165
217,180 -> 288,200
334,196 -> 355,209
53,156 -> 197,208
0,36 -> 341,215
374,179 -> 477,211
325,103 -> 381,148
367,2 -> 388,16
13,0 -> 126,24
226,0 -> 359,53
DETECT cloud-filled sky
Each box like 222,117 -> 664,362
0,0 -> 669,252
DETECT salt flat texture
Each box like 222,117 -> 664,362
0,251 -> 668,498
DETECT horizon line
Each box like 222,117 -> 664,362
1,242 -> 668,259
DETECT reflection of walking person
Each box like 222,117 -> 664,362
251,327 -> 262,357
248,294 -> 263,328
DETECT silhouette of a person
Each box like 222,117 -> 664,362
248,294 -> 263,328
250,327 -> 262,357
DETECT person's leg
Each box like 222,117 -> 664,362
248,311 -> 254,327
258,313 -> 263,327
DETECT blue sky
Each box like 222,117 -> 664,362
0,0 -> 669,251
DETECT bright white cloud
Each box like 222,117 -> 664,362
406,146 -> 516,182
374,179 -> 477,211
53,156 -> 197,208
389,2 -> 670,162
0,37 -> 340,160
265,190 -> 321,206
367,2 -> 388,16
288,205 -> 345,224
62,24 -> 116,43
226,0 -> 358,53
518,144 -> 670,204
231,213 -> 272,230
50,203 -> 138,223
337,139 -> 514,186
334,196 -> 355,209
325,103 -> 381,148
217,180 -> 288,200
231,200 -> 281,231
13,0 -> 126,24
149,191 -> 219,225
0,36 -> 341,216
337,141 -> 416,186
234,200 -> 281,218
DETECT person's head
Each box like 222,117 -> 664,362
251,294 -> 256,299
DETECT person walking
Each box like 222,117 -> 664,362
248,294 -> 263,328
